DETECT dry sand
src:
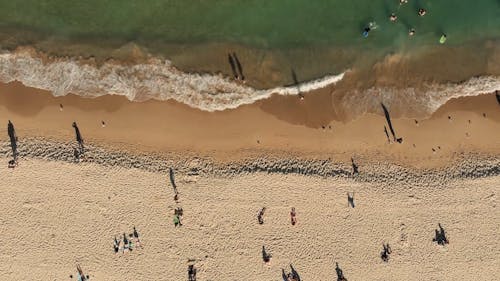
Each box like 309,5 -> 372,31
0,159 -> 498,281
0,81 -> 499,280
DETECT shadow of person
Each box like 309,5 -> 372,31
381,103 -> 402,143
228,53 -> 239,79
7,120 -> 18,159
290,69 -> 302,99
262,246 -> 271,263
72,122 -> 84,153
347,192 -> 355,208
433,223 -> 449,245
232,52 -> 245,81
335,262 -> 347,281
289,264 -> 301,281
351,158 -> 359,175
169,167 -> 178,195
282,268 -> 288,281
496,90 -> 500,106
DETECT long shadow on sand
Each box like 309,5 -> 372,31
7,120 -> 18,159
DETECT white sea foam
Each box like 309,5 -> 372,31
0,48 -> 345,111
0,48 -> 498,117
337,76 -> 500,119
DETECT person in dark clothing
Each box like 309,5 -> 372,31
188,265 -> 197,281
381,243 -> 392,262
257,207 -> 266,224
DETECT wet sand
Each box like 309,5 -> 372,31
0,81 -> 499,168
0,81 -> 499,280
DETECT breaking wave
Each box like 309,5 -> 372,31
0,47 -> 498,118
336,76 -> 500,120
0,47 -> 345,111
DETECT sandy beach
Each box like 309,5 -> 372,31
0,159 -> 498,280
1,1 -> 500,280
0,80 -> 499,280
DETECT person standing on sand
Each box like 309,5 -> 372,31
257,207 -> 266,224
123,233 -> 130,253
188,264 -> 197,281
290,207 -> 297,225
133,226 -> 142,248
113,236 -> 120,253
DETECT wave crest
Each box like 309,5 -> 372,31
0,47 -> 345,111
336,76 -> 500,119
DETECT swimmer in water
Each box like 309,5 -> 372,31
362,22 -> 377,37
409,28 -> 416,36
418,8 -> 427,16
400,0 -> 408,4
439,34 -> 447,44
389,13 -> 397,22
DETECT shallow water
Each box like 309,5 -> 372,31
0,0 -> 499,117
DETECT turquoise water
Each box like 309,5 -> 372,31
0,0 -> 499,99
1,0 -> 499,48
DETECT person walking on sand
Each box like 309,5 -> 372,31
290,207 -> 297,225
257,207 -> 266,224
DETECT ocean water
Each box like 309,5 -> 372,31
0,0 -> 499,117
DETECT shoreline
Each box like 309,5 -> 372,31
1,80 -> 499,174
1,43 -> 499,117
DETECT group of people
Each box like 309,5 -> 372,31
364,0 -> 446,43
113,227 -> 142,254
